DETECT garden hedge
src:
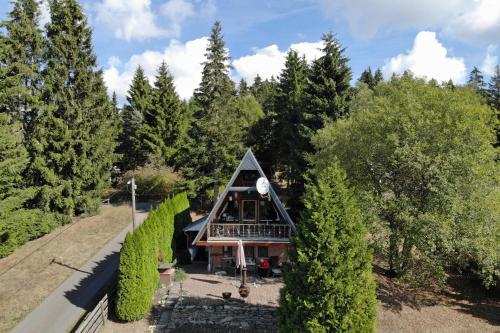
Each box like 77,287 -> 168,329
116,192 -> 190,321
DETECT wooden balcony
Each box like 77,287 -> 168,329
208,223 -> 291,241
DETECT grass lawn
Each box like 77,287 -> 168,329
0,204 -> 133,333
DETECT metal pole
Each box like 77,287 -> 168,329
131,177 -> 136,231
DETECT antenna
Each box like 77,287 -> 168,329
256,177 -> 270,199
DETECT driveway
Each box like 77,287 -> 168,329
11,204 -> 150,333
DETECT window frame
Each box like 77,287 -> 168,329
241,200 -> 257,222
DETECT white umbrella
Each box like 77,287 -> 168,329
236,239 -> 246,269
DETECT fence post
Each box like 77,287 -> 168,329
100,298 -> 106,327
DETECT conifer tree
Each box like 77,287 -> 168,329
238,78 -> 250,96
0,0 -> 44,139
487,65 -> 500,146
468,66 -> 486,94
359,67 -> 374,88
272,50 -> 309,207
279,163 -> 377,332
304,32 -> 352,133
373,68 -> 384,86
30,0 -> 118,215
140,62 -> 183,165
190,21 -> 242,196
118,66 -> 151,171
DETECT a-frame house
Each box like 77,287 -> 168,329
189,149 -> 296,272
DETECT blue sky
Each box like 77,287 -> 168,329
1,0 -> 499,103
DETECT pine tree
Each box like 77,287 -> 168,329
189,21 -> 242,196
0,0 -> 44,139
487,65 -> 499,146
373,68 -> 384,86
487,65 -> 499,110
358,67 -> 374,89
304,32 -> 352,133
30,0 -> 118,215
140,62 -> 183,165
273,50 -> 309,204
279,163 -> 377,332
247,76 -> 279,175
238,78 -> 250,96
468,66 -> 486,93
118,66 -> 151,171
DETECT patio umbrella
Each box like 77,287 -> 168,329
236,239 -> 246,269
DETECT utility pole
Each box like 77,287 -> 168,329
128,177 -> 137,231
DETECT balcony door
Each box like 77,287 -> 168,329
242,200 -> 257,223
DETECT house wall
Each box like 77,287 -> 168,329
208,244 -> 288,272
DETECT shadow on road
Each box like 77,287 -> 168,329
63,251 -> 120,311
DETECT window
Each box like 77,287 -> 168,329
223,246 -> 232,257
242,200 -> 257,221
257,246 -> 268,258
244,246 -> 254,258
221,200 -> 239,222
259,200 -> 279,222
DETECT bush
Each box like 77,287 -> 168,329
312,75 -> 499,287
115,192 -> 191,321
278,164 -> 377,333
122,157 -> 183,200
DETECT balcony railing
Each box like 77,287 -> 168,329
208,223 -> 290,240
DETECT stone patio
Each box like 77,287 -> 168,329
153,263 -> 283,333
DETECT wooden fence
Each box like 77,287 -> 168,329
73,287 -> 116,333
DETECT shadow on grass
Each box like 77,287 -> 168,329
374,263 -> 500,325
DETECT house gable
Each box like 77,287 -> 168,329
192,149 -> 296,245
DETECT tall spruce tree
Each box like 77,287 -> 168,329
190,21 -> 242,196
304,32 -> 352,133
279,163 -> 377,332
238,78 -> 250,96
468,66 -> 486,94
247,76 -> 279,175
0,0 -> 44,139
358,67 -> 374,88
140,62 -> 183,165
487,65 -> 500,146
273,50 -> 309,204
373,68 -> 384,86
30,0 -> 118,215
118,66 -> 151,171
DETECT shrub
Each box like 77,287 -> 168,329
116,192 -> 191,321
278,164 -> 377,333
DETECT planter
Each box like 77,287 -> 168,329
158,265 -> 175,287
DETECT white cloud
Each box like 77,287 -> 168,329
233,41 -> 323,83
321,0 -> 499,45
96,0 -> 166,41
103,37 -> 209,103
160,0 -> 195,38
383,31 -> 466,83
481,45 -> 498,76
445,0 -> 500,44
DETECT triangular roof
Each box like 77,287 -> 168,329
192,149 -> 296,245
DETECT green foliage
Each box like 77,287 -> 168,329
123,157 -> 183,200
0,0 -> 43,137
232,95 -> 264,128
358,67 -> 383,90
312,75 -> 499,287
116,192 -> 191,321
29,0 -> 119,215
188,21 -> 243,196
279,164 -> 377,333
118,66 -> 151,171
0,113 -> 66,257
174,268 -> 188,282
486,65 -> 499,146
468,66 -> 486,94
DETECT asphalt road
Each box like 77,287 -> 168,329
11,204 -> 150,333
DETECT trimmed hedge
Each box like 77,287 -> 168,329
116,192 -> 190,321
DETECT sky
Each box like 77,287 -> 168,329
0,0 -> 499,104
